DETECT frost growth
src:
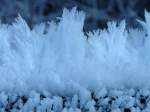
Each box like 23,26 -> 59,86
0,8 -> 150,94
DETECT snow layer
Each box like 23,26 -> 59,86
0,8 -> 150,95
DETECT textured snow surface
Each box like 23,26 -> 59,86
0,89 -> 150,112
0,8 -> 150,94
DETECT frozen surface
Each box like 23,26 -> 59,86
0,89 -> 149,112
0,8 -> 150,95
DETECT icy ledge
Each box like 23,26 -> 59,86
0,8 -> 150,95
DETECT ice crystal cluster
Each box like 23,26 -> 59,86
1,89 -> 150,112
0,7 -> 150,97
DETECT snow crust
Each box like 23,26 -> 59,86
0,8 -> 150,95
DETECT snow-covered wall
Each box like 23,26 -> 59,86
0,8 -> 150,95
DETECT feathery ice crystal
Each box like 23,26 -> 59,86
0,8 -> 150,95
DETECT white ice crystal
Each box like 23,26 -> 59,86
0,8 -> 150,97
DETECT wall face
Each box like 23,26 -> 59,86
0,0 -> 149,30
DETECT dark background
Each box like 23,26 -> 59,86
0,0 -> 150,31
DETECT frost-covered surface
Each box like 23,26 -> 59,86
1,89 -> 150,112
0,8 -> 150,96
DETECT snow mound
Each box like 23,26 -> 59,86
0,8 -> 150,94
